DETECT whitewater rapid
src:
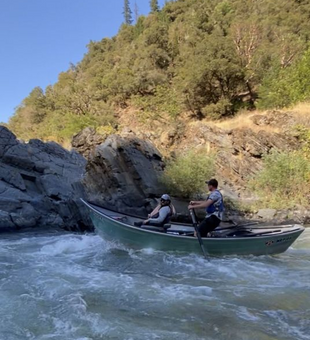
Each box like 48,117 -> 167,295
0,229 -> 309,340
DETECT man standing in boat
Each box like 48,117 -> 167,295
188,179 -> 224,237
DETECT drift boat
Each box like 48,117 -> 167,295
82,199 -> 305,256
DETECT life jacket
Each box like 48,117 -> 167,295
206,190 -> 224,216
152,206 -> 173,226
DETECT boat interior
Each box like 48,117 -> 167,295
89,202 -> 303,239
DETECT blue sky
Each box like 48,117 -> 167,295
0,0 -> 165,123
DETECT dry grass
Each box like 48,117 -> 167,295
208,110 -> 280,133
208,102 -> 310,132
288,102 -> 310,126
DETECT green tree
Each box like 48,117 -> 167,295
123,0 -> 133,25
258,48 -> 310,109
150,0 -> 159,13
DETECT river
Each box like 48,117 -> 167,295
0,228 -> 309,340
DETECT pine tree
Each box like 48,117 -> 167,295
134,1 -> 139,22
123,0 -> 133,25
150,0 -> 159,13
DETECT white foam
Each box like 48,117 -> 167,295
39,235 -> 105,256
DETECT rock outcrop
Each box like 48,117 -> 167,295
0,126 -> 90,232
72,117 -> 301,216
79,133 -> 166,216
123,120 -> 299,199
71,127 -> 107,159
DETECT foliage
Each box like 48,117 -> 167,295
249,151 -> 310,209
294,125 -> 310,157
258,49 -> 310,109
8,0 -> 310,142
132,85 -> 182,118
96,125 -> 116,136
162,150 -> 215,198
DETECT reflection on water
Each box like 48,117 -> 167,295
0,228 -> 309,340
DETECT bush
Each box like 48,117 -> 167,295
294,125 -> 310,157
249,151 -> 310,209
162,150 -> 215,198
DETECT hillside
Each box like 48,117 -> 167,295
7,0 -> 310,143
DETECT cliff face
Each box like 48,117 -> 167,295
0,126 -> 90,231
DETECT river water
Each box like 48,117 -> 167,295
0,228 -> 309,340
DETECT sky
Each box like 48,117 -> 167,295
0,0 -> 165,123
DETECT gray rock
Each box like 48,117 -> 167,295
257,208 -> 277,220
10,204 -> 40,228
0,126 -> 18,158
0,198 -> 23,213
0,125 -> 91,232
72,127 -> 107,159
0,211 -> 15,230
0,163 -> 26,190
83,134 -> 166,215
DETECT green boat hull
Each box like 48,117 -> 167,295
83,200 -> 304,256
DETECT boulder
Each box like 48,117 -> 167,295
257,208 -> 277,220
72,127 -> 107,159
0,126 -> 91,232
0,126 -> 18,158
83,134 -> 166,215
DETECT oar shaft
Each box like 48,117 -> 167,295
189,209 -> 208,260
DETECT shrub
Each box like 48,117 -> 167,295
162,150 -> 215,198
249,150 -> 310,209
96,125 -> 116,136
294,125 -> 310,157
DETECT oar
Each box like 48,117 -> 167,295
189,209 -> 208,260
217,220 -> 259,231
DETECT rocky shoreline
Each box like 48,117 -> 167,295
0,126 -> 90,232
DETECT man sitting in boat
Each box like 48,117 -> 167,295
135,194 -> 176,228
188,179 -> 224,237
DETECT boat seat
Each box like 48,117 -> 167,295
140,225 -> 166,233
138,223 -> 171,232
163,224 -> 171,229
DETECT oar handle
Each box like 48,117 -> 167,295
189,209 -> 198,225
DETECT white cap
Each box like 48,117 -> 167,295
161,194 -> 171,201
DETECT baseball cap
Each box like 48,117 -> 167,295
161,194 -> 171,201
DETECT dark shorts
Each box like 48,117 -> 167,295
198,215 -> 221,237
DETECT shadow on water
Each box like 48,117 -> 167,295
0,228 -> 309,339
